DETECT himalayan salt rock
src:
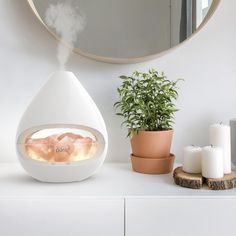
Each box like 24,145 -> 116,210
25,137 -> 55,161
54,136 -> 75,162
25,132 -> 94,162
73,137 -> 93,157
58,132 -> 83,141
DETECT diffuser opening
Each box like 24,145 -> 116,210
17,124 -> 105,164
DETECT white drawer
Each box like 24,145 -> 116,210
0,198 -> 124,236
126,198 -> 236,236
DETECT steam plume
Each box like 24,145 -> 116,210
45,1 -> 86,70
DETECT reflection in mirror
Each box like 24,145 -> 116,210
29,0 -> 219,63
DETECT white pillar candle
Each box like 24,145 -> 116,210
183,146 -> 202,173
210,123 -> 231,174
202,145 -> 224,178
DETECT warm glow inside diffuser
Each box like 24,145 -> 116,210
16,71 -> 108,182
25,128 -> 98,163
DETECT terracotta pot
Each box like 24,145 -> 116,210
130,130 -> 173,158
131,153 -> 175,174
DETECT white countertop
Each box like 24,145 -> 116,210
1,163 -> 236,198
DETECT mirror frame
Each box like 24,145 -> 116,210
27,0 -> 221,64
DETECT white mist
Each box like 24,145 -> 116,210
45,1 -> 86,70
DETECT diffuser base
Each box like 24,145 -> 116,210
18,155 -> 105,183
131,153 -> 175,174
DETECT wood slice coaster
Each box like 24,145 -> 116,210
173,166 -> 236,190
206,172 -> 236,190
173,167 -> 203,189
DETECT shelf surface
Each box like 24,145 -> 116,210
0,163 -> 236,198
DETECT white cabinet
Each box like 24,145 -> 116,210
0,198 -> 124,236
1,163 -> 236,236
126,198 -> 236,236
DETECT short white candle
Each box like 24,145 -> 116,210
202,145 -> 224,179
210,123 -> 231,174
183,146 -> 202,173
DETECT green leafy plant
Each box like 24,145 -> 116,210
114,69 -> 182,137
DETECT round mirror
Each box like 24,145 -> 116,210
28,0 -> 220,63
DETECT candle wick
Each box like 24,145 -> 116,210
211,144 -> 213,148
191,144 -> 195,147
220,121 -> 223,125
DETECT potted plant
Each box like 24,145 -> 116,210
114,69 -> 182,174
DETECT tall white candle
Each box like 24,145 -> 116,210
183,146 -> 202,173
202,145 -> 224,178
210,123 -> 231,174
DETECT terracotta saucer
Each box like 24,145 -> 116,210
130,153 -> 175,174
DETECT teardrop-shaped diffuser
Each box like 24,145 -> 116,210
16,71 -> 108,182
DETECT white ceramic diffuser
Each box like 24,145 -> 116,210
16,71 -> 108,182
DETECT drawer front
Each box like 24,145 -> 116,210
126,198 -> 236,236
0,198 -> 124,236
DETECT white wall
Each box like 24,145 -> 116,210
0,0 -> 235,163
